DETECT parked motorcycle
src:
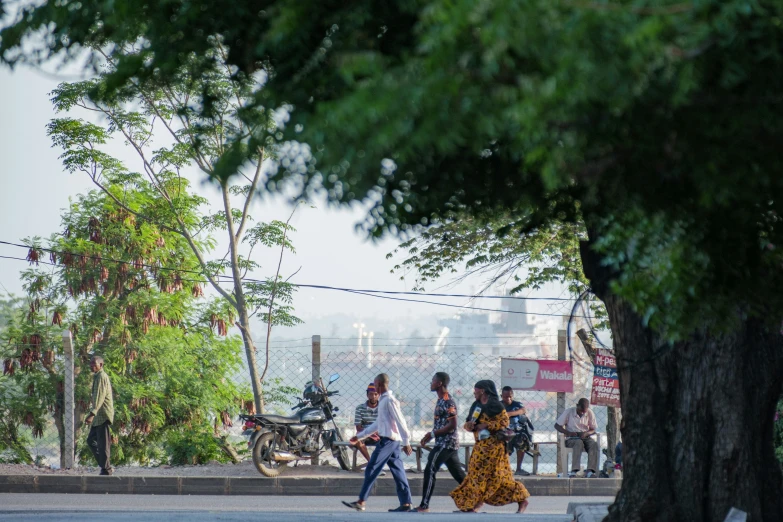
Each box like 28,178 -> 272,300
240,373 -> 351,477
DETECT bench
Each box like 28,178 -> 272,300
335,439 -> 551,474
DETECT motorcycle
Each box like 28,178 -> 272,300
239,373 -> 351,477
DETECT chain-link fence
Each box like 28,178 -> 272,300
255,336 -> 610,475
3,334 -> 611,475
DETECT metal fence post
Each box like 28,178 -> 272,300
62,329 -> 75,469
556,329 -> 566,475
311,335 -> 321,466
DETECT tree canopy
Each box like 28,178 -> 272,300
4,1 -> 782,337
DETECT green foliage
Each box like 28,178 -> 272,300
0,177 -> 251,465
6,1 -> 783,339
165,427 -> 235,466
389,213 -> 587,295
41,47 -> 302,412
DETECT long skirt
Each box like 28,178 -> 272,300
450,437 -> 530,511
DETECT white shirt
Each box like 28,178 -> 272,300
356,390 -> 411,446
556,407 -> 597,434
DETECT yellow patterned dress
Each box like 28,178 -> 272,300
450,410 -> 530,511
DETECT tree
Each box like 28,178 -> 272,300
0,295 -> 34,464
4,2 -> 783,520
0,175 -> 256,465
45,47 -> 300,413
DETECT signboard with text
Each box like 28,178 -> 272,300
590,349 -> 620,408
501,358 -> 574,393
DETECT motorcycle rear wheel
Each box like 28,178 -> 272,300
252,432 -> 288,477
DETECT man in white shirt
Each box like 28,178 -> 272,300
554,398 -> 599,478
342,373 -> 414,513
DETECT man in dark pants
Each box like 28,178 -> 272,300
343,373 -> 414,513
85,355 -> 114,475
415,372 -> 466,512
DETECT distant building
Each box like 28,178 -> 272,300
436,294 -> 562,358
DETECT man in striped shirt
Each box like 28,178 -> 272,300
353,383 -> 380,464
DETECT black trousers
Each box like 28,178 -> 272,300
87,421 -> 112,471
420,446 -> 466,509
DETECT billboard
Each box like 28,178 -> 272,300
590,349 -> 620,408
501,358 -> 574,393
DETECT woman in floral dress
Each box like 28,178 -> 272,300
450,380 -> 530,513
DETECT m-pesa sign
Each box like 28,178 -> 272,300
590,349 -> 620,408
500,358 -> 574,393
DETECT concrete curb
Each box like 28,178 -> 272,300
568,503 -> 611,522
0,475 -> 621,496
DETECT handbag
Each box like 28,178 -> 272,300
494,427 -> 516,442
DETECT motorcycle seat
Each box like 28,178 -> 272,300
257,414 -> 302,425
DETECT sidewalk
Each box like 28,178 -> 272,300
0,474 -> 620,496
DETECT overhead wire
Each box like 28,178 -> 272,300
0,242 -> 590,317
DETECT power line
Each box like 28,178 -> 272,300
0,240 -> 576,301
293,283 -> 575,301
0,242 -> 588,316
340,288 -> 582,317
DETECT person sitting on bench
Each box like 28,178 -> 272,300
354,383 -> 382,473
554,398 -> 599,478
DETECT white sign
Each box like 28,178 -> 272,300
501,359 -> 539,389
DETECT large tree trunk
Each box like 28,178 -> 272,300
237,308 -> 265,414
581,241 -> 783,522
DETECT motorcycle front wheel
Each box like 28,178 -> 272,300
252,432 -> 288,477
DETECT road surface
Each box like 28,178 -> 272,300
0,494 -> 613,521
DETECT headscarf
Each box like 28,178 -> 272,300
466,379 -> 505,420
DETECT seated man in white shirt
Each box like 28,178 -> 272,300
554,398 -> 599,478
342,373 -> 414,513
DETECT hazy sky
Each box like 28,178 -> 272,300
0,64 -> 571,337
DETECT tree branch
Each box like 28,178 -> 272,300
235,148 -> 264,241
259,205 -> 298,382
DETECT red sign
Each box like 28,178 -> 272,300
591,349 -> 620,408
501,358 -> 574,393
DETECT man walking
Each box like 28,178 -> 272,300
343,373 -> 414,512
554,397 -> 598,478
414,372 -> 466,513
85,355 -> 114,475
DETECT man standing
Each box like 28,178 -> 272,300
85,355 -> 114,475
554,397 -> 598,478
415,372 -> 466,513
343,373 -> 414,513
354,383 -> 381,466
501,386 -> 534,476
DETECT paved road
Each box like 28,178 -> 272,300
0,494 -> 613,521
